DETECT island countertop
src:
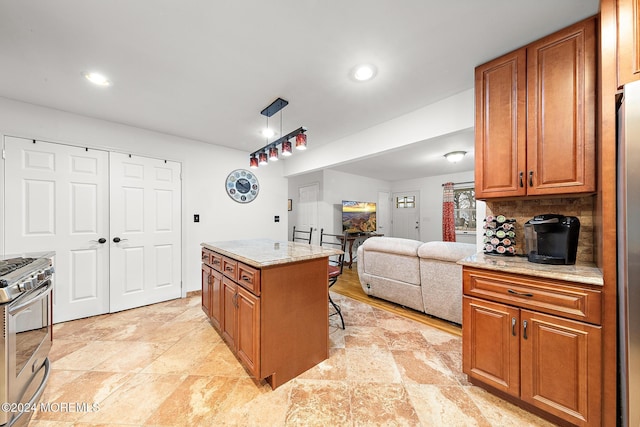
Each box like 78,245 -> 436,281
201,239 -> 342,268
458,252 -> 604,286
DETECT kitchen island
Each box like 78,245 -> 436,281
200,239 -> 342,389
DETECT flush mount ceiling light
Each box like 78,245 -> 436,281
83,71 -> 111,87
444,151 -> 467,163
352,64 -> 377,81
249,97 -> 307,168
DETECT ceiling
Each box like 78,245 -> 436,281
0,1 -> 599,180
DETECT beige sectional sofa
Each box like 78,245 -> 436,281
356,237 -> 477,324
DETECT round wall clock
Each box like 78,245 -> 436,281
225,169 -> 259,203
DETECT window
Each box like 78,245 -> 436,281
396,195 -> 415,209
454,187 -> 476,233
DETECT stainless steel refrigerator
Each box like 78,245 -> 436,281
618,79 -> 640,427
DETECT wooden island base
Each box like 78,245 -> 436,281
201,240 -> 338,389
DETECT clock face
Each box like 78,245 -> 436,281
225,169 -> 259,203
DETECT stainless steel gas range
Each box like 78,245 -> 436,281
0,254 -> 54,427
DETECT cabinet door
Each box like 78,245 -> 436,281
210,269 -> 222,330
236,286 -> 261,378
463,297 -> 520,397
201,264 -> 211,316
520,310 -> 602,426
618,0 -> 640,86
474,49 -> 527,199
221,277 -> 237,347
526,17 -> 596,195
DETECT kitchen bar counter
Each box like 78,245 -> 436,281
201,239 -> 342,268
458,252 -> 603,286
200,239 -> 340,389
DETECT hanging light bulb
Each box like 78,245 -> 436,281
249,154 -> 259,169
295,133 -> 307,150
269,145 -> 279,161
258,150 -> 268,165
281,140 -> 293,156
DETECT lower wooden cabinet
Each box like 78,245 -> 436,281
201,263 -> 211,316
220,276 -> 260,378
462,267 -> 603,426
235,286 -> 260,376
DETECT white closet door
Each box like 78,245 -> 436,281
109,152 -> 181,312
4,137 -> 110,323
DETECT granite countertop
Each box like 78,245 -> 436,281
201,239 -> 342,268
458,252 -> 604,286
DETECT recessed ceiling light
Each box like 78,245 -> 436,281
83,72 -> 111,87
352,64 -> 377,81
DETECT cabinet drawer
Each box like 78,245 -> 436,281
201,249 -> 210,263
210,252 -> 223,272
237,263 -> 261,295
222,257 -> 238,280
463,268 -> 601,325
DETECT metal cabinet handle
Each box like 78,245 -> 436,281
523,320 -> 528,340
508,289 -> 534,298
113,237 -> 128,243
90,238 -> 107,244
241,275 -> 251,282
528,171 -> 534,187
512,317 -> 517,336
519,171 -> 524,187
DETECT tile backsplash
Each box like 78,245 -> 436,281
485,196 -> 595,264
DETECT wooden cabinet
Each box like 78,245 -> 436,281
475,17 -> 596,199
235,286 -> 260,376
220,277 -> 261,378
200,244 -> 329,389
462,267 -> 603,426
202,249 -> 222,329
618,0 -> 640,86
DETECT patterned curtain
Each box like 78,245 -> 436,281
442,182 -> 456,242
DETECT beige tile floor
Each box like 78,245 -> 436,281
28,293 -> 556,426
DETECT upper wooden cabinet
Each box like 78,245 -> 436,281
618,0 -> 640,86
475,17 -> 596,199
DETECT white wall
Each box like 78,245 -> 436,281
323,170 -> 391,234
391,170 -> 484,246
0,97 -> 288,293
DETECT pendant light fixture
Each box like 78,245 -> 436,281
249,97 -> 307,168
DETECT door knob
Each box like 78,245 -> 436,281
113,237 -> 128,243
90,238 -> 107,244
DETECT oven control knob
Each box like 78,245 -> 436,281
37,272 -> 45,281
0,279 -> 7,288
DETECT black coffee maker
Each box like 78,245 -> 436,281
524,214 -> 580,265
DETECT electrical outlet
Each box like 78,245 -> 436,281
274,215 -> 280,222
194,214 -> 200,223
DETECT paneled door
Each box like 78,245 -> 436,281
4,136 -> 110,323
109,152 -> 181,312
391,191 -> 420,240
297,183 -> 319,245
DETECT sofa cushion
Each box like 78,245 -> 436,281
360,237 -> 422,285
362,237 -> 422,256
418,241 -> 477,263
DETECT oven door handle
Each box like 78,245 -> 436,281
9,358 -> 51,426
9,280 -> 53,316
